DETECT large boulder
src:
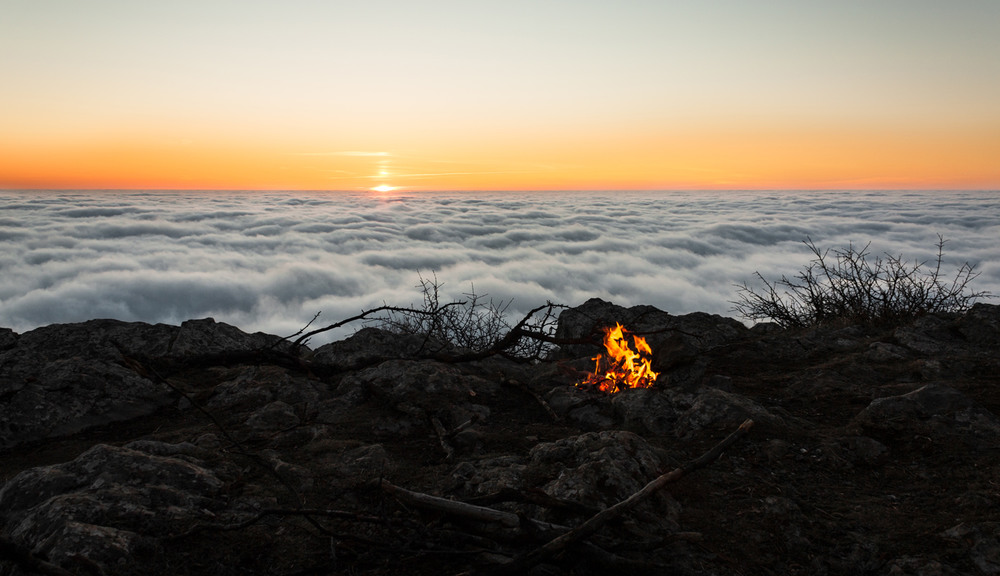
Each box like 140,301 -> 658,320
0,441 -> 234,573
853,383 -> 1000,439
0,318 -> 289,450
894,303 -> 1000,356
310,327 -> 452,370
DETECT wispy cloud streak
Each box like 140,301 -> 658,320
288,151 -> 391,156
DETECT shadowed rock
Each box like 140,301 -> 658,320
0,318 -> 290,450
1,303 -> 999,576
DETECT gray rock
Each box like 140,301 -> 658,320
336,359 -> 494,433
0,442 -> 232,573
0,322 -> 175,450
674,387 -> 784,438
310,327 -> 451,369
854,383 -> 1000,438
611,388 -> 678,436
940,523 -> 1000,575
955,303 -> 1000,350
544,385 -> 590,417
169,317 -> 289,356
884,555 -> 960,576
315,443 -> 395,487
0,318 -> 293,450
866,341 -> 911,361
0,327 -> 17,351
895,314 -> 961,355
891,305 -> 1000,358
206,365 -> 322,416
837,436 -> 890,468
565,403 -> 614,430
528,430 -> 680,530
450,456 -> 527,498
246,400 -> 301,433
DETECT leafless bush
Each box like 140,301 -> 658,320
371,272 -> 563,361
732,236 -> 990,328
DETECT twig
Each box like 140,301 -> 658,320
270,310 -> 322,350
482,419 -> 754,575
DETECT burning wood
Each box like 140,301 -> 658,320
578,323 -> 658,393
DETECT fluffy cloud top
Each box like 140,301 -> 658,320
1,190 -> 997,345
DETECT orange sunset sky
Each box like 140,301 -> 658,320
2,1 -> 999,191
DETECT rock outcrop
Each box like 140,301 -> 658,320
1,302 -> 999,575
0,318 -> 287,451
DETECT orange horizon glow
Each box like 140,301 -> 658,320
3,125 -> 997,191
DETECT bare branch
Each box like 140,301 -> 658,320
292,302 -> 464,349
483,419 -> 754,575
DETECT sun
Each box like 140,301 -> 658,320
372,185 -> 396,192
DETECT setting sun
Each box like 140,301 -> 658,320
372,185 -> 396,192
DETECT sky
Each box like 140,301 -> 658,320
2,0 -> 999,191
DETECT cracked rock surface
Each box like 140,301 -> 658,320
1,301 -> 999,575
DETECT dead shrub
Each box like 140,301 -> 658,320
732,235 -> 990,328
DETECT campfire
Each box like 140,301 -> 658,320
578,323 -> 658,393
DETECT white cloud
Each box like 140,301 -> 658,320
1,190 -> 997,345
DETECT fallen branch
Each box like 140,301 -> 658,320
382,480 -> 521,528
381,480 -> 568,533
483,418 -> 754,575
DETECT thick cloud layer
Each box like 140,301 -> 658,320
2,190 -> 997,344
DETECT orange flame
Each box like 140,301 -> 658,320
578,323 -> 658,393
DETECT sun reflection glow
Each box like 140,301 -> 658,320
372,185 -> 396,192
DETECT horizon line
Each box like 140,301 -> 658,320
3,187 -> 999,193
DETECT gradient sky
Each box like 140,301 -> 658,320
2,0 -> 999,191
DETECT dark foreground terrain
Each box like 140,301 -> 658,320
2,299 -> 999,575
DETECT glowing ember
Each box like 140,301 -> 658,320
578,323 -> 658,393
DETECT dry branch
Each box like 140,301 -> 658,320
381,480 -> 569,534
292,303 -> 464,349
382,480 -> 522,528
483,418 -> 754,575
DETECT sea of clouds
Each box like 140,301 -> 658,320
1,190 -> 997,345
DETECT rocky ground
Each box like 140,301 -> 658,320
1,299 -> 999,576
